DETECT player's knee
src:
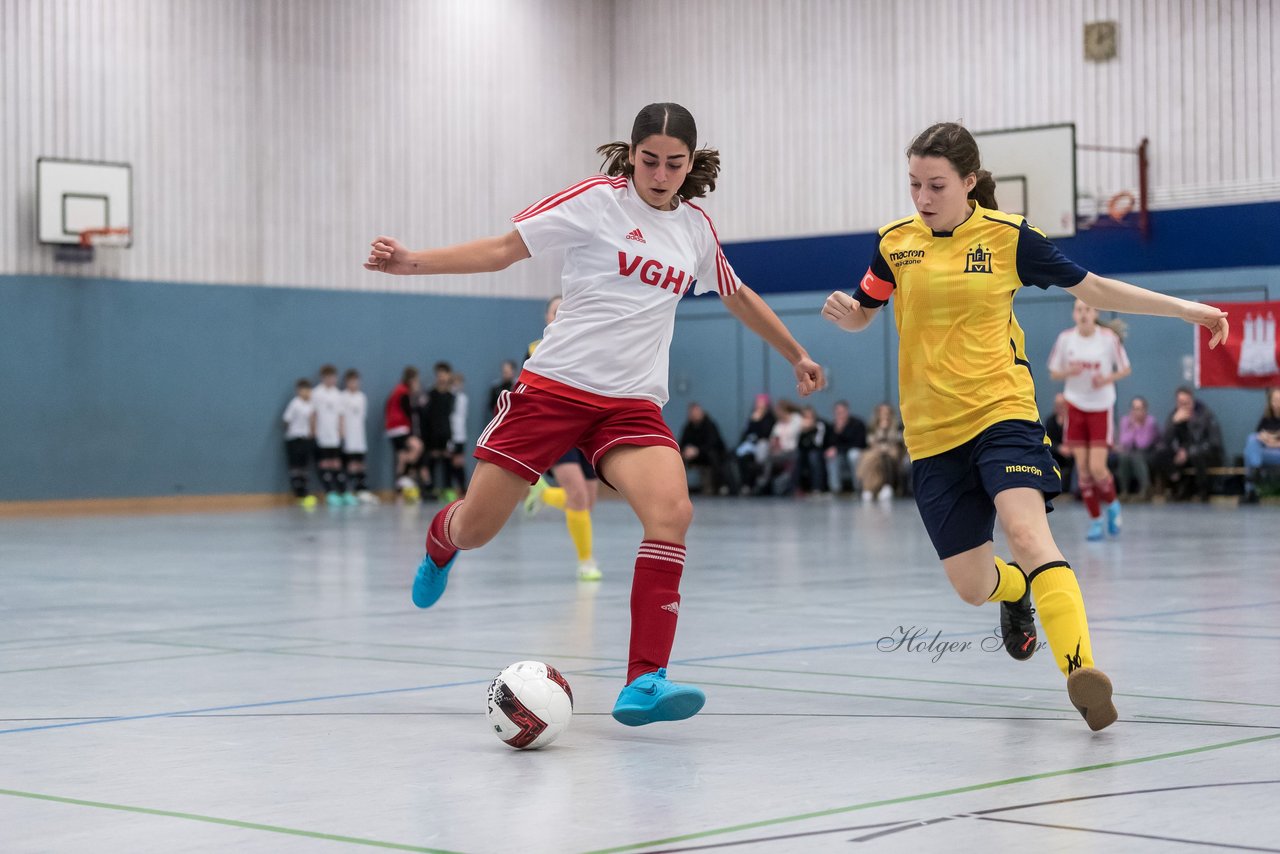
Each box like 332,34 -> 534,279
958,586 -> 988,607
650,496 -> 693,537
564,484 -> 590,510
1004,520 -> 1043,561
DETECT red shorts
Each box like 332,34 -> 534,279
473,371 -> 679,487
1064,403 -> 1114,447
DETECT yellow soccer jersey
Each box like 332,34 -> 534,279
853,202 -> 1087,460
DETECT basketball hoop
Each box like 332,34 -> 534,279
78,226 -> 132,248
54,227 -> 132,263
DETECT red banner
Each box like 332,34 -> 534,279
1196,300 -> 1280,388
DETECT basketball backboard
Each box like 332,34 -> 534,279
36,158 -> 132,246
973,124 -> 1076,238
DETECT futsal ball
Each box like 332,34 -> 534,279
486,660 -> 574,750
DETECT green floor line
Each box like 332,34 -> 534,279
682,661 -> 1280,710
0,650 -> 236,675
0,788 -> 465,853
581,732 -> 1280,854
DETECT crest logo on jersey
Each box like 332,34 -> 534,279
618,251 -> 691,295
964,244 -> 993,274
625,228 -> 646,243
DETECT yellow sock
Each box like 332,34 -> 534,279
542,487 -> 567,510
987,556 -> 1027,603
1029,563 -> 1095,677
564,508 -> 593,561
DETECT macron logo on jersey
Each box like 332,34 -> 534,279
626,228 -> 646,243
618,251 -> 693,295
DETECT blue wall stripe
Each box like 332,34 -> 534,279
724,201 -> 1280,295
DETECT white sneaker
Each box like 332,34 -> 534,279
861,489 -> 873,502
357,490 -> 380,505
395,476 -> 416,491
577,558 -> 602,581
877,485 -> 894,502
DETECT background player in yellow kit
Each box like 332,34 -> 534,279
524,295 -> 604,581
823,122 -> 1229,731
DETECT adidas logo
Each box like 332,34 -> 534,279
661,601 -> 679,615
625,228 -> 646,243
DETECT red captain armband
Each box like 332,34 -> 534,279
859,268 -> 894,302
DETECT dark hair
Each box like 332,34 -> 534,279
834,400 -> 850,409
906,122 -> 997,208
401,366 -> 419,385
319,364 -> 337,376
501,359 -> 516,371
343,369 -> 360,382
1176,385 -> 1196,399
1131,395 -> 1148,407
433,361 -> 452,374
295,378 -> 311,389
597,103 -> 721,201
1265,387 -> 1280,420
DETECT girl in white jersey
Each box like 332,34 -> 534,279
365,102 -> 825,729
1048,302 -> 1131,540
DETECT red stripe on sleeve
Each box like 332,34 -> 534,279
686,201 -> 738,296
512,175 -> 627,223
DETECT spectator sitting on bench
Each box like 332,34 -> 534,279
680,402 -> 734,495
1151,386 -> 1224,502
1242,387 -> 1280,505
1115,395 -> 1160,500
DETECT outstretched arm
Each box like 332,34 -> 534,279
1071,273 -> 1230,348
363,230 -> 531,276
723,285 -> 826,396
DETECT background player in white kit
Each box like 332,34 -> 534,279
341,369 -> 378,505
364,102 -> 825,727
312,364 -> 347,506
1048,300 -> 1132,540
282,378 -> 317,508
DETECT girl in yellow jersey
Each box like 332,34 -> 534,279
823,123 -> 1229,731
524,296 -> 604,581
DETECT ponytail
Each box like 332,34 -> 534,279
969,169 -> 997,208
680,147 -> 720,200
596,142 -> 721,201
1097,316 -> 1129,341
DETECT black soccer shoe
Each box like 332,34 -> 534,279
999,563 -> 1037,662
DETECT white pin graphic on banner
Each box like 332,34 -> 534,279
1238,312 -> 1280,377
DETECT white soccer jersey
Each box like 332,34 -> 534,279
341,390 -> 368,453
1048,327 -> 1131,412
283,396 -> 314,439
512,175 -> 740,405
312,383 -> 343,448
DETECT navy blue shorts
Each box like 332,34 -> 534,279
912,420 -> 1062,560
549,448 -> 597,481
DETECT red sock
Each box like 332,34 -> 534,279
627,540 -> 686,683
426,499 -> 464,565
1080,481 -> 1101,518
1098,476 -> 1117,504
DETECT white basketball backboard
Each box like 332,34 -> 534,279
973,124 -> 1076,238
36,158 -> 132,245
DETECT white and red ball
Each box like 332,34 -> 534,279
485,660 -> 574,749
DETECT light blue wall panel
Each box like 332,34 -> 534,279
1,276 -> 545,500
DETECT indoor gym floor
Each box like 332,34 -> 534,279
1,497 -> 1277,853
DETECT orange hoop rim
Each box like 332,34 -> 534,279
78,227 -> 131,247
1106,191 -> 1136,222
